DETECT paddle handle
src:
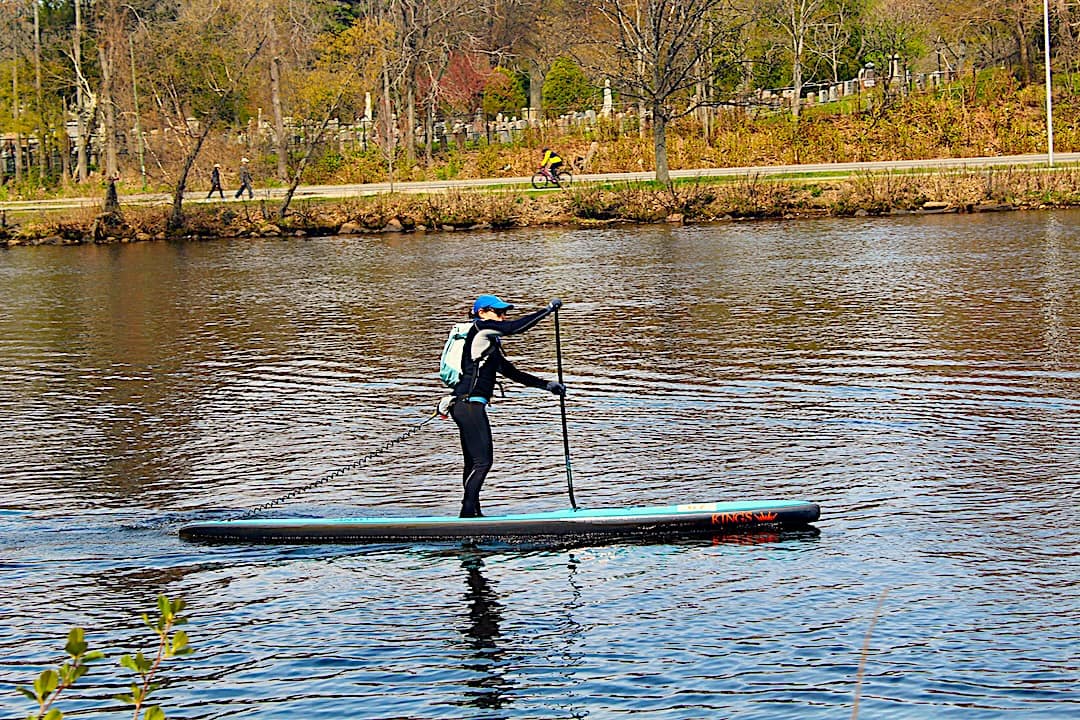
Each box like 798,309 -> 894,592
554,308 -> 577,510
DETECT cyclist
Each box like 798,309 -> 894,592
540,147 -> 564,179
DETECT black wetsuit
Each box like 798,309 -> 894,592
450,307 -> 554,517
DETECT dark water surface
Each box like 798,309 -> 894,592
2,212 -> 1078,718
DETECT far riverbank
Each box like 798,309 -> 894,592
4,159 -> 1080,247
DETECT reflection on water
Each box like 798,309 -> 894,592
458,551 -> 510,713
1,211 -> 1079,718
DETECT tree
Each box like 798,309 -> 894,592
929,0 -> 1052,86
587,0 -> 741,183
6,0 -> 78,187
277,16 -> 392,217
257,0 -> 331,183
761,0 -> 833,119
435,50 -> 491,116
482,66 -> 527,118
70,0 -> 95,183
807,0 -> 866,84
137,0 -> 266,231
1004,0 -> 1041,84
386,0 -> 483,165
1055,0 -> 1080,76
862,0 -> 930,93
476,0 -> 584,118
89,0 -> 131,180
542,56 -> 596,116
0,1 -> 30,184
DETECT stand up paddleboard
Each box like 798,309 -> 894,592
181,309 -> 820,545
178,500 -> 819,544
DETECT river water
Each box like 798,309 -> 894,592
2,212 -> 1078,718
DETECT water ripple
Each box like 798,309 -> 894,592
1,213 -> 1079,718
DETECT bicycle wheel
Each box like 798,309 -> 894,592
531,172 -> 548,189
555,170 -> 573,187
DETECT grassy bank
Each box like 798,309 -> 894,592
4,165 -> 1080,247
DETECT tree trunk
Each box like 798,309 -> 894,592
75,114 -> 88,182
129,34 -> 147,189
425,95 -> 434,164
98,42 -> 118,178
405,74 -> 416,165
529,61 -> 543,120
382,67 -> 395,190
13,62 -> 22,184
696,75 -> 710,139
73,0 -> 88,183
167,130 -> 210,232
791,47 -> 803,120
34,4 -> 46,179
103,177 -> 120,214
1015,15 -> 1033,85
653,108 -> 669,185
61,97 -> 71,187
270,52 -> 288,182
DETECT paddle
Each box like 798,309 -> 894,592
553,307 -> 578,510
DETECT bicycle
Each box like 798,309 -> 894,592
531,165 -> 573,189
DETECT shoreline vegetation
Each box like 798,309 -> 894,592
3,70 -> 1079,247
4,166 -> 1080,247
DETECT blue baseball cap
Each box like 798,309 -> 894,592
472,294 -> 514,316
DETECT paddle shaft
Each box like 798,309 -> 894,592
553,308 -> 577,510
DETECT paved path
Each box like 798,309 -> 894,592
3,152 -> 1076,215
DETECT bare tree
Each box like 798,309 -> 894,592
761,0 -> 831,119
268,20 -> 289,182
71,0 -> 94,183
1,3 -> 26,184
1008,0 -> 1041,84
808,0 -> 863,84
33,1 -> 45,179
138,0 -> 267,231
387,0 -> 483,165
257,0 -> 328,183
277,17 -> 391,218
479,0 -> 583,119
1056,0 -> 1080,75
587,0 -> 740,183
91,0 -> 127,179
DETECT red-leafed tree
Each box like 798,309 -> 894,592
427,50 -> 491,117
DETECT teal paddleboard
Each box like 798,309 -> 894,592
179,499 -> 820,543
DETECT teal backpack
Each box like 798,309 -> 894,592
439,321 -> 474,388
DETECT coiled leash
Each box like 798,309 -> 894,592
230,406 -> 441,521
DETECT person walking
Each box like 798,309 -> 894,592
447,295 -> 565,518
207,163 -> 224,199
234,157 -> 254,199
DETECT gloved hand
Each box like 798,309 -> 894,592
437,395 -> 454,418
546,381 -> 566,396
547,298 -> 563,312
